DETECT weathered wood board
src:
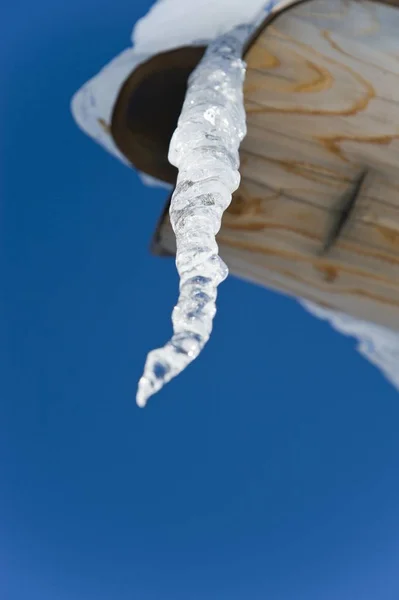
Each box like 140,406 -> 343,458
154,0 -> 399,331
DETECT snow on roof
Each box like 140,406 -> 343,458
70,0 -> 269,166
302,301 -> 399,392
131,0 -> 271,54
71,0 -> 399,396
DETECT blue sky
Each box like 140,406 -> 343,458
2,1 -> 399,599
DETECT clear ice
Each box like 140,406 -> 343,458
136,25 -> 251,407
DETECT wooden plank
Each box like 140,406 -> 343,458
223,179 -> 399,260
154,0 -> 399,331
157,214 -> 399,330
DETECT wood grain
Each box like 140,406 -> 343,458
155,0 -> 399,331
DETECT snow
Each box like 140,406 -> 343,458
71,0 -> 399,399
139,173 -> 173,190
132,0 -> 271,54
71,0 -> 270,171
302,301 -> 399,391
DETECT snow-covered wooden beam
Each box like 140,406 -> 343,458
152,0 -> 399,332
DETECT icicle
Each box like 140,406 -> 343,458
136,25 -> 251,407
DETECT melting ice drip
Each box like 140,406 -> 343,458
136,25 -> 251,407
